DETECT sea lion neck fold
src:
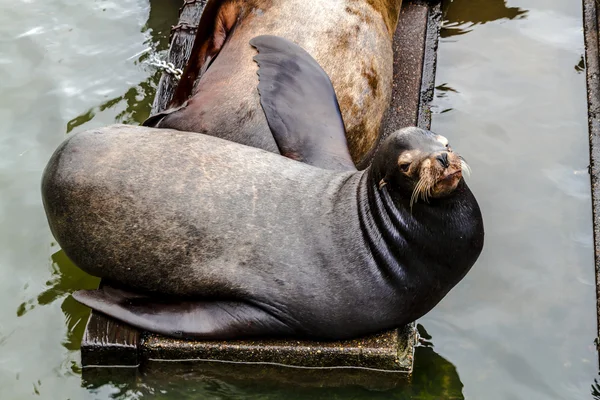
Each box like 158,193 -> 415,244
354,130 -> 485,305
353,169 -> 483,324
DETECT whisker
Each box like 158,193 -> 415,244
424,181 -> 431,204
460,159 -> 472,177
411,176 -> 426,209
410,184 -> 419,209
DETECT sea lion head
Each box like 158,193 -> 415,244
374,127 -> 470,207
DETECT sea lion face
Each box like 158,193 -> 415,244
380,127 -> 470,206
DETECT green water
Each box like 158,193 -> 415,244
0,0 -> 596,398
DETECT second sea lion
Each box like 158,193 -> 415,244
144,0 -> 403,165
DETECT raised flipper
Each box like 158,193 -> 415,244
72,285 -> 293,340
250,35 -> 357,171
143,0 -> 241,127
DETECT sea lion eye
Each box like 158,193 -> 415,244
397,151 -> 416,172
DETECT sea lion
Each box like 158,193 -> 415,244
42,35 -> 483,340
42,123 -> 483,339
143,0 -> 403,165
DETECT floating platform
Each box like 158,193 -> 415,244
80,0 -> 442,388
582,0 -> 600,364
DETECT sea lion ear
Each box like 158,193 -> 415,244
168,0 -> 241,108
250,35 -> 356,171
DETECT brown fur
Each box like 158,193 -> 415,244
157,0 -> 404,164
366,0 -> 403,35
402,151 -> 464,207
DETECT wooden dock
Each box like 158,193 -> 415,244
80,0 -> 442,388
582,0 -> 600,365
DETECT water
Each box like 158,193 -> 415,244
0,0 -> 595,398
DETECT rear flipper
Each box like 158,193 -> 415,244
72,285 -> 293,340
250,35 -> 357,171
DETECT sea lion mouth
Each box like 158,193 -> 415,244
409,152 -> 468,208
441,169 -> 462,182
433,167 -> 462,195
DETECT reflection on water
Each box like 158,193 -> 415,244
576,55 -> 586,74
144,0 -> 182,50
81,327 -> 464,400
410,325 -> 464,399
67,0 -> 180,133
442,0 -> 527,37
17,250 -> 99,350
66,78 -> 157,133
428,0 -> 596,399
0,0 -> 596,398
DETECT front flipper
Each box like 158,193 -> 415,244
142,102 -> 187,128
250,35 -> 357,171
72,286 -> 293,340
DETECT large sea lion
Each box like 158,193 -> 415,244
43,124 -> 483,340
42,36 -> 483,340
144,0 -> 403,165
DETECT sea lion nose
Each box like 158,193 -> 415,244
436,153 -> 450,168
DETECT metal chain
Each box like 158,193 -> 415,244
148,57 -> 183,81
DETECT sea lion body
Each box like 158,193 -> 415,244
147,0 -> 402,164
42,125 -> 484,340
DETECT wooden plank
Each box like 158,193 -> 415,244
582,0 -> 600,365
418,0 -> 442,130
81,283 -> 140,368
81,0 -> 442,379
151,0 -> 208,114
81,312 -> 139,366
142,324 -> 415,371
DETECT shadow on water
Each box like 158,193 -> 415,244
66,78 -> 158,132
144,0 -> 182,50
18,250 -> 99,351
66,0 -> 181,133
441,0 -> 528,37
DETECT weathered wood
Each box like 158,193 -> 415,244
418,1 -> 442,130
81,0 -> 442,380
81,282 -> 140,368
81,313 -> 139,366
582,0 -> 600,366
151,0 -> 207,114
143,324 -> 415,371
